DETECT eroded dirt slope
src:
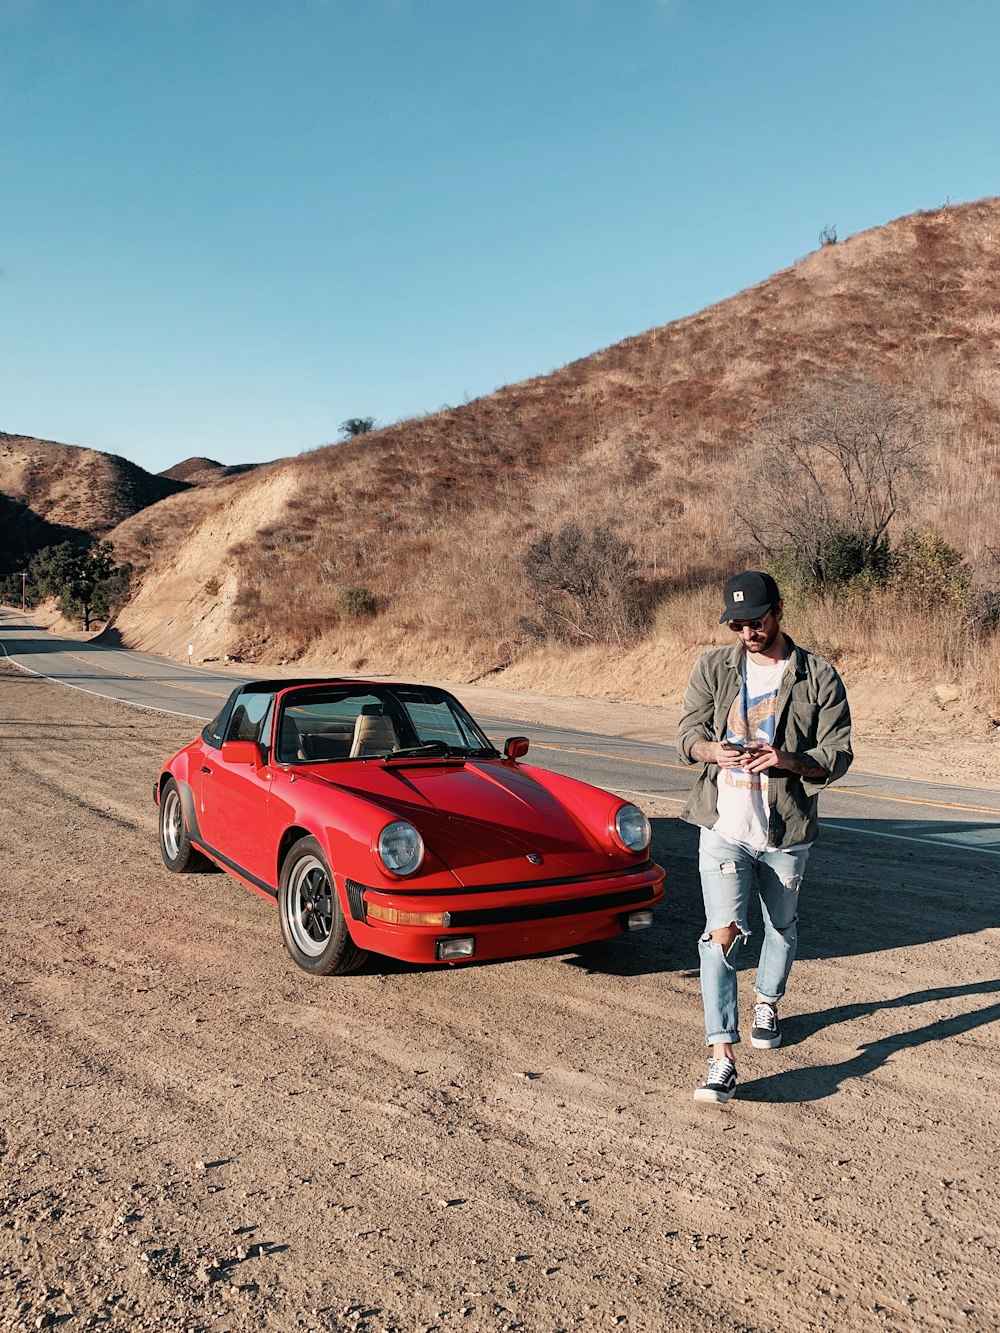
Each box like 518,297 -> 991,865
1,664 -> 998,1331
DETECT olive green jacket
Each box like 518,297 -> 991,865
676,635 -> 853,846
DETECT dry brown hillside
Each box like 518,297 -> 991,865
159,455 -> 259,484
0,432 -> 190,541
113,199 -> 1000,710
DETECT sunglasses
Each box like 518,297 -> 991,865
728,617 -> 768,632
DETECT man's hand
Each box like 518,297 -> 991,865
743,744 -> 828,779
741,743 -> 785,774
691,739 -> 748,769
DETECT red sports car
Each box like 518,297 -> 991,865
155,678 -> 665,974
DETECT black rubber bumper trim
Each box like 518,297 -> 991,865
344,878 -> 369,922
367,859 -> 656,899
444,884 -> 657,928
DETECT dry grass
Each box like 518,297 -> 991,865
103,196 -> 1000,712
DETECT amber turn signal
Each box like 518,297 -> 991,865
366,902 -> 449,927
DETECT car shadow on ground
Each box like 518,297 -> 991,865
572,814 -> 1000,975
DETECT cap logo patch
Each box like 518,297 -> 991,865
733,590 -> 744,602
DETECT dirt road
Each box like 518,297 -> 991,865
2,662 -> 998,1332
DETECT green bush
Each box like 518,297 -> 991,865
340,584 -> 377,617
770,527 -> 892,596
890,530 -> 970,605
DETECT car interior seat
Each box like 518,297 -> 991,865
349,703 -> 398,758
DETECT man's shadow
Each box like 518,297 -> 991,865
738,979 -> 1000,1103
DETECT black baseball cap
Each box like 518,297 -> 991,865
719,570 -> 782,623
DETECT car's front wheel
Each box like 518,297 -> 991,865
278,836 -> 368,975
159,778 -> 211,873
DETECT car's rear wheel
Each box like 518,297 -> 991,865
159,778 -> 211,873
278,836 -> 368,975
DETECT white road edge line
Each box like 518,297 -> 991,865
817,821 -> 1000,857
0,647 -> 212,720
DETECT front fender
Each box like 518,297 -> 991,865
267,770 -> 461,893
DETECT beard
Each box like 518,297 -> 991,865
743,621 -> 782,655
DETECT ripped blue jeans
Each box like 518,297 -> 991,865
698,828 -> 810,1047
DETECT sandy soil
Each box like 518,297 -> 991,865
2,661 -> 999,1332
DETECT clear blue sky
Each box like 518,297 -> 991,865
1,0 -> 997,474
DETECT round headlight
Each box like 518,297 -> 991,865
614,803 -> 650,853
377,820 -> 425,876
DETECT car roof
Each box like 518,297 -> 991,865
235,678 -> 440,696
237,677 -> 374,694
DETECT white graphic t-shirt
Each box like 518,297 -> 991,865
713,653 -> 789,852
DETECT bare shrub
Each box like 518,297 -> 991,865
521,522 -> 649,648
736,376 -> 931,591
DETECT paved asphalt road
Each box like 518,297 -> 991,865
4,609 -> 1000,860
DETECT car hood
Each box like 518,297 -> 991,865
313,760 -> 620,887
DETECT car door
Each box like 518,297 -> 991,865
197,693 -> 275,888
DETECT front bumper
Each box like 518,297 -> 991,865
343,861 -> 666,964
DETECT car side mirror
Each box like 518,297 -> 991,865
504,736 -> 530,761
221,740 -> 265,767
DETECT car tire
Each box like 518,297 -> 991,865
159,778 -> 211,873
278,836 -> 368,976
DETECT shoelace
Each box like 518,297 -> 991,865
753,1002 -> 777,1031
705,1057 -> 735,1084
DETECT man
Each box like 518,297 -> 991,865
676,570 -> 852,1104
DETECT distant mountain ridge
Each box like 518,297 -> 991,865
159,456 -> 259,484
0,435 -> 260,577
0,430 -> 188,535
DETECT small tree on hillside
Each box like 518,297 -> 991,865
30,541 -> 131,630
339,416 -> 377,439
735,377 -> 931,592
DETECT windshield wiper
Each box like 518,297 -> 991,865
387,742 -> 498,760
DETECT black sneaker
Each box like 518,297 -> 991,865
693,1057 -> 737,1104
751,1001 -> 781,1049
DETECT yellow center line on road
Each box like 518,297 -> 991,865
54,647 -> 233,701
530,741 -> 1000,817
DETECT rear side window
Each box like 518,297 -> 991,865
225,692 -> 274,745
203,688 -> 242,749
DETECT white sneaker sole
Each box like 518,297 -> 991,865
693,1085 -> 736,1103
750,1033 -> 781,1049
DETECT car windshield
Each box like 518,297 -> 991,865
274,684 -> 499,764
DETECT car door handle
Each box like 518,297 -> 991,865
201,764 -> 212,774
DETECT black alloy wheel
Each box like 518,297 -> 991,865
277,835 -> 368,975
